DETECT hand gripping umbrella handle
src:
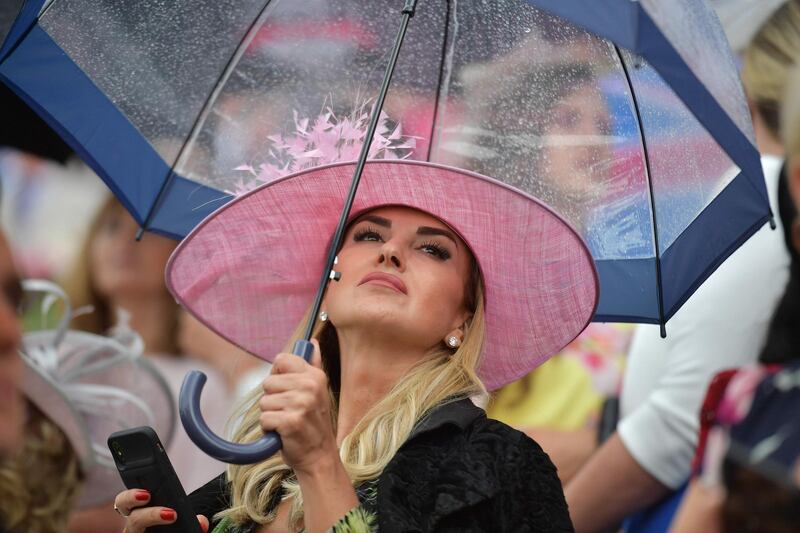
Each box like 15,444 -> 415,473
179,340 -> 314,464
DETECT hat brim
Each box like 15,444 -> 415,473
21,330 -> 175,508
167,160 -> 598,390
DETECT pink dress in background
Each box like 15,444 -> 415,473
147,355 -> 231,493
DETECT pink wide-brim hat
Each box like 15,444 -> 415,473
167,160 -> 599,390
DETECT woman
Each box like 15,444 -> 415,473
115,160 -> 599,532
668,36 -> 800,533
455,33 -> 634,484
61,197 -> 230,508
178,311 -> 271,400
0,281 -> 174,533
0,232 -> 23,462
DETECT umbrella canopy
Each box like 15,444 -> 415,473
0,0 -> 43,58
0,0 -> 72,161
0,0 -> 768,328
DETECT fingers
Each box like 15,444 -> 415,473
259,408 -> 306,433
262,353 -> 326,395
114,489 -> 150,517
309,339 -> 323,369
258,388 -> 323,416
123,506 -> 177,532
261,373 -> 311,394
271,351 -> 309,374
198,514 -> 210,533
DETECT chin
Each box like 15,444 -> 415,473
335,302 -> 407,330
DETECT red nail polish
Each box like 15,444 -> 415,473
160,509 -> 176,521
135,491 -> 150,501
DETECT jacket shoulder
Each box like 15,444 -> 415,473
378,409 -> 573,532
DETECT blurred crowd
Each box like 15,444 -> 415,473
1,1 -> 800,533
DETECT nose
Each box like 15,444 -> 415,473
377,241 -> 404,271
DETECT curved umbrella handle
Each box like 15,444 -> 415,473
179,340 -> 314,464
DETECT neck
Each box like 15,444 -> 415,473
333,327 -> 427,443
111,294 -> 175,354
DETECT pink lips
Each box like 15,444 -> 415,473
358,272 -> 408,294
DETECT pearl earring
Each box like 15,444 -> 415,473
447,336 -> 460,348
319,311 -> 328,322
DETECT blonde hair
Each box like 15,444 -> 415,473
741,0 -> 800,140
218,270 -> 486,528
60,196 -> 181,353
0,404 -> 83,533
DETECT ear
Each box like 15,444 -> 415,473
444,310 -> 472,346
443,327 -> 463,348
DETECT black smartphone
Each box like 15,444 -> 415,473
108,426 -> 204,533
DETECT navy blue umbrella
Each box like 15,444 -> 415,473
0,0 -> 34,57
0,0 -> 772,465
0,0 -> 767,329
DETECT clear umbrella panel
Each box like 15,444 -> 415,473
0,0 -> 767,325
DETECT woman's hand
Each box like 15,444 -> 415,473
259,339 -> 338,474
113,489 -> 209,533
260,340 -> 359,532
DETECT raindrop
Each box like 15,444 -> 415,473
523,27 -> 531,33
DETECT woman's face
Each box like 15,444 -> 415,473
0,234 -> 23,456
89,203 -> 176,300
323,206 -> 474,352
541,84 -> 612,205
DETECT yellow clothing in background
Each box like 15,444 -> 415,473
488,323 -> 632,430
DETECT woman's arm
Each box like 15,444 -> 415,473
294,450 -> 362,532
668,478 -> 724,533
565,433 -> 670,533
259,341 -> 358,532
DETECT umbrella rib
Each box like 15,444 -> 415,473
134,0 -> 279,239
426,0 -> 452,161
302,1 -> 419,341
613,44 -> 667,337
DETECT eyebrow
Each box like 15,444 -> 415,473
417,226 -> 459,247
354,214 -> 459,247
357,215 -> 392,228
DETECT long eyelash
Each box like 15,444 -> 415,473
420,241 -> 451,260
353,225 -> 383,242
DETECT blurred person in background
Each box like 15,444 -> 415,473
0,149 -> 106,279
488,323 -> 631,483
565,3 -> 800,531
0,232 -> 24,462
178,311 -> 271,401
670,363 -> 800,533
61,196 -> 230,530
0,282 -> 174,533
455,28 -> 636,484
667,51 -> 800,533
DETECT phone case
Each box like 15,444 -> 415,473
108,426 -> 204,533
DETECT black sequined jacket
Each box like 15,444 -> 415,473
189,398 -> 574,532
